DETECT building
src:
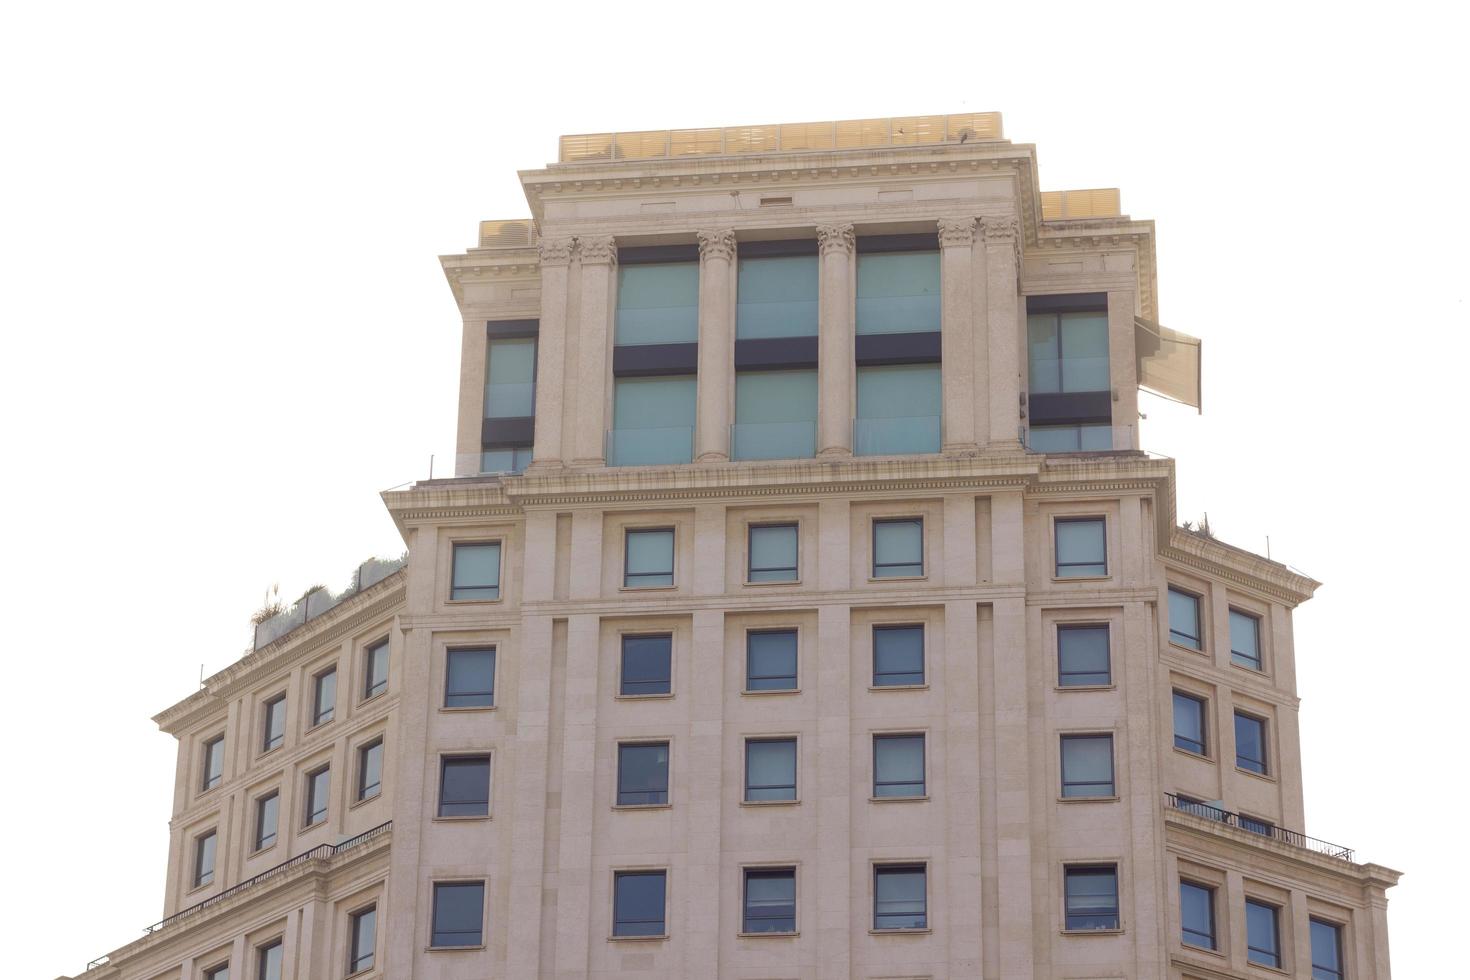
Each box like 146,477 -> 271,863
70,112 -> 1398,980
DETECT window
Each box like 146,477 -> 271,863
744,738 -> 797,802
445,648 -> 495,708
1028,309 -> 1110,394
262,695 -> 286,752
872,518 -> 924,578
1247,899 -> 1282,967
203,964 -> 229,980
430,881 -> 485,947
1235,711 -> 1269,775
743,867 -> 797,934
873,733 -> 925,798
201,735 -> 224,792
450,542 -> 501,601
304,765 -> 330,826
438,756 -> 491,817
256,940 -> 283,980
363,639 -> 389,700
1057,624 -> 1110,686
857,250 -> 939,334
1310,918 -> 1344,980
612,870 -> 667,937
737,252 -> 818,338
481,446 -> 533,475
616,261 -> 698,346
1230,609 -> 1263,671
620,634 -> 672,696
193,830 -> 217,888
1168,587 -> 1202,649
617,742 -> 669,806
1240,814 -> 1275,837
1179,880 -> 1216,949
854,364 -> 941,456
872,624 -> 924,687
733,371 -> 817,460
745,629 -> 797,691
254,791 -> 279,850
483,336 -> 536,419
312,667 -> 337,726
747,523 -> 798,583
609,375 -> 697,465
1060,734 -> 1115,797
1064,865 -> 1120,930
1029,423 -> 1113,453
624,527 -> 674,588
1172,691 -> 1208,756
873,864 -> 927,930
348,905 -> 377,973
1055,517 -> 1106,577
357,739 -> 383,801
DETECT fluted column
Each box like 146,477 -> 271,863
982,216 -> 1022,448
816,222 -> 855,458
695,228 -> 736,462
572,235 -> 616,466
938,216 -> 979,454
529,237 -> 573,469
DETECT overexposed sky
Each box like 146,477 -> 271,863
2,2 -> 1464,976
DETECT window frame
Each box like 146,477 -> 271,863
362,637 -> 390,701
429,879 -> 486,949
449,540 -> 502,602
746,522 -> 799,583
1246,898 -> 1282,968
202,963 -> 229,980
1234,710 -> 1271,776
1167,585 -> 1204,650
303,764 -> 330,828
347,902 -> 377,975
741,865 -> 798,935
611,869 -> 668,939
1179,879 -> 1217,950
1310,917 -> 1345,979
444,646 -> 497,709
1053,516 -> 1108,578
1172,690 -> 1209,757
192,828 -> 217,889
872,732 -> 927,799
261,693 -> 286,753
871,623 -> 926,688
1060,733 -> 1116,799
743,736 -> 799,803
356,737 -> 384,802
437,753 -> 492,818
618,632 -> 673,698
623,526 -> 676,589
872,862 -> 929,932
255,939 -> 284,980
871,517 -> 925,579
1063,863 -> 1121,932
615,740 -> 671,807
1230,606 -> 1265,671
200,734 -> 225,793
253,789 -> 280,852
310,665 -> 337,727
744,628 -> 798,693
1056,622 -> 1111,688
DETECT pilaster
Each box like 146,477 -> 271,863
531,238 -> 574,469
816,223 -> 855,458
938,216 -> 979,454
814,602 -> 852,980
456,314 -> 488,476
982,216 -> 1022,449
1107,289 -> 1138,450
695,229 -> 736,462
572,236 -> 617,466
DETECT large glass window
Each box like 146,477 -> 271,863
438,756 -> 491,817
262,695 -> 286,752
1173,692 -> 1208,756
857,251 -> 940,334
481,446 -> 534,474
617,742 -> 669,806
450,542 -> 501,601
363,639 -> 390,699
742,867 -> 796,934
855,363 -> 941,455
1060,734 -> 1115,797
609,375 -> 697,465
746,629 -> 797,691
445,648 -> 495,708
304,766 -> 330,827
349,905 -> 377,973
256,941 -> 283,980
1028,423 -> 1113,453
1064,865 -> 1120,930
613,870 -> 667,937
733,370 -> 817,459
872,518 -> 923,578
430,881 -> 485,948
624,528 -> 675,588
1180,880 -> 1216,949
620,634 -> 672,696
255,791 -> 279,851
483,336 -> 536,419
312,667 -> 336,726
1028,311 -> 1110,393
737,254 -> 818,338
1247,899 -> 1282,967
873,864 -> 927,930
1168,587 -> 1202,649
193,830 -> 216,887
873,733 -> 925,798
1058,624 -> 1110,686
1235,712 -> 1269,775
1230,609 -> 1263,671
357,739 -> 383,801
747,524 -> 798,583
1055,517 -> 1106,577
616,262 -> 699,345
201,735 -> 224,792
1310,918 -> 1344,979
744,738 -> 797,802
872,624 -> 925,687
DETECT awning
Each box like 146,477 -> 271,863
1135,316 -> 1202,412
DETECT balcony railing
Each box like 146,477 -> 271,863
606,426 -> 694,466
731,420 -> 816,461
853,415 -> 941,456
1165,794 -> 1354,862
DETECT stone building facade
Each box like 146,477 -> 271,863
70,113 -> 1397,980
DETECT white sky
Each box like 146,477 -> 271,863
2,2 -> 1464,976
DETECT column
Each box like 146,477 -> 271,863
938,216 -> 978,454
816,222 -> 854,458
982,216 -> 1022,449
695,228 -> 736,462
1107,289 -> 1138,450
572,235 -> 617,466
530,237 -> 574,469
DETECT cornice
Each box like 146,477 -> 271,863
1163,528 -> 1320,607
1165,808 -> 1400,891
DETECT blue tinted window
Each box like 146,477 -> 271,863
1235,712 -> 1268,775
431,881 -> 484,947
873,734 -> 925,797
872,625 -> 924,686
1055,518 -> 1106,577
1058,625 -> 1110,686
1168,587 -> 1202,649
624,528 -> 675,587
745,739 -> 797,802
743,868 -> 796,933
451,543 -> 501,601
746,630 -> 797,691
1173,692 -> 1207,755
1064,866 -> 1119,930
873,865 -> 927,930
1060,734 -> 1114,797
438,756 -> 490,817
1247,900 -> 1281,967
1180,881 -> 1215,948
613,871 -> 667,937
445,648 -> 495,708
617,743 -> 669,806
620,634 -> 672,696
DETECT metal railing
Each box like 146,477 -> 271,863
1165,794 -> 1353,862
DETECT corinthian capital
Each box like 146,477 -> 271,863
697,228 -> 737,262
538,237 -> 575,267
575,235 -> 618,266
937,216 -> 977,248
816,223 -> 855,257
979,215 -> 1020,244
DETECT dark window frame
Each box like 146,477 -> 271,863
623,527 -> 676,588
1026,305 -> 1112,395
437,754 -> 492,818
449,540 -> 502,601
1246,898 -> 1282,967
619,633 -> 673,697
1060,733 -> 1116,798
872,623 -> 926,687
872,863 -> 928,931
1054,516 -> 1107,577
363,638 -> 390,701
1168,586 -> 1204,649
616,741 -> 670,806
871,517 -> 924,578
1179,879 -> 1216,949
1230,607 -> 1265,671
745,628 -> 798,692
747,522 -> 799,582
356,738 -> 384,801
311,666 -> 337,727
742,866 -> 797,934
193,829 -> 217,888
1234,711 -> 1270,775
744,737 -> 798,802
1310,917 -> 1345,979
304,765 -> 330,827
254,790 -> 279,851
261,694 -> 286,753
203,964 -> 229,980
348,903 -> 377,974
430,880 -> 486,948
1057,623 -> 1111,687
1172,691 -> 1209,756
872,732 -> 926,798
1064,864 -> 1121,931
255,939 -> 284,980
444,647 -> 496,709
200,734 -> 225,793
612,869 -> 668,938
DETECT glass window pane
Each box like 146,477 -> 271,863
1057,625 -> 1110,686
439,757 -> 490,817
1180,881 -> 1215,948
484,337 -> 537,418
257,942 -> 283,980
733,370 -> 816,460
1311,919 -> 1343,978
613,871 -> 667,936
365,640 -> 389,698
745,739 -> 797,801
873,519 -> 923,577
195,831 -> 216,886
431,881 -> 485,947
746,630 -> 798,690
445,648 -> 496,708
203,737 -> 223,790
1235,713 -> 1268,775
1168,587 -> 1201,648
855,364 -> 941,455
620,634 -> 672,696
480,445 -> 533,475
616,262 -> 699,345
857,252 -> 940,334
1247,900 -> 1281,966
313,669 -> 336,725
873,625 -> 924,686
1173,692 -> 1207,755
617,743 -> 670,805
451,543 -> 501,601
350,906 -> 377,972
625,529 -> 674,587
873,866 -> 927,929
1059,312 -> 1110,391
1064,866 -> 1119,930
1055,518 -> 1106,577
1230,609 -> 1262,669
256,793 -> 278,849
743,868 -> 796,933
358,741 -> 383,800
737,254 -> 818,338
263,697 -> 285,751
609,376 -> 696,465
1061,735 -> 1114,797
1027,313 -> 1061,393
306,768 -> 329,825
748,524 -> 798,581
874,734 -> 925,797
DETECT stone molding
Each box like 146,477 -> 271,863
979,214 -> 1020,244
815,222 -> 855,256
537,237 -> 575,267
696,228 -> 737,262
575,234 -> 618,265
937,216 -> 977,248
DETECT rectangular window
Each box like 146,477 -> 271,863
744,738 -> 797,802
304,766 -> 330,826
612,870 -> 667,937
1057,624 -> 1110,686
1060,734 -> 1115,797
1027,310 -> 1110,394
262,695 -> 286,752
363,639 -> 389,700
616,261 -> 699,345
312,667 -> 337,726
1168,587 -> 1202,649
1055,517 -> 1106,577
873,864 -> 927,930
617,742 -> 669,806
1235,712 -> 1269,775
854,363 -> 941,455
1179,880 -> 1216,949
873,733 -> 926,798
256,941 -> 283,980
857,250 -> 940,334
747,523 -> 798,583
738,253 -> 818,338
620,634 -> 672,696
1310,918 -> 1344,979
733,370 -> 817,460
193,830 -> 217,887
431,881 -> 485,947
254,791 -> 279,850
357,739 -> 383,801
746,629 -> 798,691
1247,899 -> 1282,967
1240,814 -> 1275,837
483,336 -> 537,418
450,542 -> 501,601
609,375 -> 696,465
203,964 -> 229,980
1173,692 -> 1208,755
348,904 -> 377,973
481,445 -> 533,475
624,527 -> 675,588
445,648 -> 496,708
1064,865 -> 1120,930
201,735 -> 224,792
872,624 -> 925,687
438,755 -> 491,817
1028,423 -> 1113,453
872,518 -> 923,578
1230,608 -> 1263,670
742,867 -> 797,934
